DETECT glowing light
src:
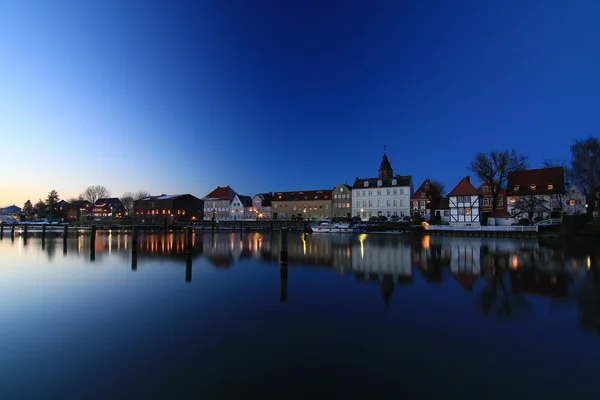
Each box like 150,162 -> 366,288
421,235 -> 430,249
302,234 -> 306,255
421,221 -> 430,230
511,256 -> 518,269
358,233 -> 367,259
588,256 -> 591,269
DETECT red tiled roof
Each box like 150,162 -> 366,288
448,177 -> 479,197
410,178 -> 442,200
507,167 -> 565,196
203,186 -> 236,200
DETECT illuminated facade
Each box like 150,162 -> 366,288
271,190 -> 332,220
202,186 -> 237,221
134,194 -> 204,224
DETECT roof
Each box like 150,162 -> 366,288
203,186 -> 237,201
448,176 -> 479,197
507,167 -> 565,196
238,195 -> 253,207
352,175 -> 412,189
94,198 -> 123,207
55,200 -> 70,207
411,178 -> 442,200
335,183 -> 352,191
379,153 -> 393,172
2,205 -> 21,213
70,200 -> 92,207
272,190 -> 332,202
254,193 -> 273,206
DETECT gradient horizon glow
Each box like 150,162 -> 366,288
1,0 -> 599,207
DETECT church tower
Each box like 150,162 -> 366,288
378,150 -> 393,179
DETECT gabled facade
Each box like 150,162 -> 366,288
70,200 -> 93,221
249,193 -> 273,220
332,184 -> 352,218
351,152 -> 413,221
506,167 -> 565,222
410,178 -> 442,221
565,185 -> 587,215
92,198 -> 126,219
230,194 -> 252,220
476,182 -> 506,214
134,194 -> 204,224
271,190 -> 332,220
1,205 -> 21,215
447,176 -> 481,226
202,186 -> 237,221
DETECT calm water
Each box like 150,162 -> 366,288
1,230 -> 599,399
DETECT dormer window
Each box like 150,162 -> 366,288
514,186 -> 519,192
421,192 -> 426,198
529,184 -> 536,191
377,180 -> 382,187
364,181 -> 369,187
392,179 -> 397,186
340,187 -> 344,192
547,184 -> 553,190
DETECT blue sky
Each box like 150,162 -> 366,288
1,0 -> 599,206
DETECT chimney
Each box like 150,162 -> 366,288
466,176 -> 470,182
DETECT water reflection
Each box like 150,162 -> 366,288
2,231 -> 600,334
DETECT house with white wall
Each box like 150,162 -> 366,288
351,152 -> 413,221
447,176 -> 481,226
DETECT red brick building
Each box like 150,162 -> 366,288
476,182 -> 507,214
410,178 -> 442,220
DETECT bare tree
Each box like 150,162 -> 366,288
512,194 -> 547,223
568,136 -> 600,192
121,191 -> 151,213
467,150 -> 528,212
431,180 -> 445,195
81,185 -> 111,204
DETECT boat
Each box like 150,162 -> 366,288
311,221 -> 355,233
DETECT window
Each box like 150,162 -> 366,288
368,190 -> 372,196
514,186 -> 519,192
377,180 -> 383,187
362,211 -> 366,218
509,197 -> 516,203
547,184 -> 553,190
483,186 -> 489,193
346,203 -> 350,208
399,189 -> 404,195
529,184 -> 536,191
483,198 -> 490,206
392,179 -> 397,185
400,200 -> 404,207
400,211 -> 405,217
420,201 -> 426,208
387,189 -> 391,195
593,211 -> 598,218
498,197 -> 504,205
334,195 -> 337,199
458,208 -> 465,215
364,181 -> 369,187
393,189 -> 397,195
362,190 -> 366,196
413,201 -> 418,209
393,200 -> 397,207
340,187 -> 344,192
444,210 -> 450,216
362,201 -> 366,207
368,201 -> 373,207
377,190 -> 381,196
465,209 -> 471,215
356,201 -> 360,207
377,200 -> 381,207
325,205 -> 329,210
387,212 -> 391,217
569,200 -> 575,206
387,200 -> 391,207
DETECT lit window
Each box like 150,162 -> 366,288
547,184 -> 554,190
514,186 -> 519,192
509,197 -> 516,203
377,180 -> 382,187
392,179 -> 397,185
458,208 -> 465,215
570,200 -> 575,206
364,181 -> 369,187
483,198 -> 489,206
421,192 -> 426,198
498,197 -> 504,205
340,187 -> 344,192
465,209 -> 472,215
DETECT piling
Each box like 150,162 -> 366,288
11,223 -> 16,239
42,224 -> 46,238
132,226 -> 138,250
23,224 -> 28,240
62,223 -> 68,238
211,219 -> 215,233
131,250 -> 137,271
185,254 -> 192,283
185,226 -> 193,254
280,228 -> 288,267
90,225 -> 96,262
0,222 -> 3,239
63,237 -> 67,255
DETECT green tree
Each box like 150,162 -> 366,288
35,199 -> 47,217
46,190 -> 60,221
23,200 -> 34,220
467,150 -> 528,212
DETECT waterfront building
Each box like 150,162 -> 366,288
134,194 -> 204,224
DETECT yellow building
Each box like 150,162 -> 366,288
271,190 -> 333,220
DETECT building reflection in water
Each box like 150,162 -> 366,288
24,230 -> 600,334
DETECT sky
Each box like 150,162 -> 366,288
1,0 -> 599,207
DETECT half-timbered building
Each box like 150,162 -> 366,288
447,176 -> 481,226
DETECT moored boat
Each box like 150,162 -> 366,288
311,222 -> 355,233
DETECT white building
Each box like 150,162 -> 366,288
229,194 -> 252,220
351,152 -> 413,221
202,186 -> 237,221
447,176 -> 481,226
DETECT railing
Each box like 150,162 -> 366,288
427,225 -> 538,233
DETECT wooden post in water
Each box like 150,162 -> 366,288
132,226 -> 138,251
90,225 -> 96,262
280,228 -> 288,267
131,250 -> 137,271
23,224 -> 28,239
1,222 -> 4,239
63,224 -> 69,239
185,226 -> 193,255
11,223 -> 16,240
42,224 -> 46,238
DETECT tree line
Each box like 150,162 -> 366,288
20,186 -> 151,221
467,135 -> 599,221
